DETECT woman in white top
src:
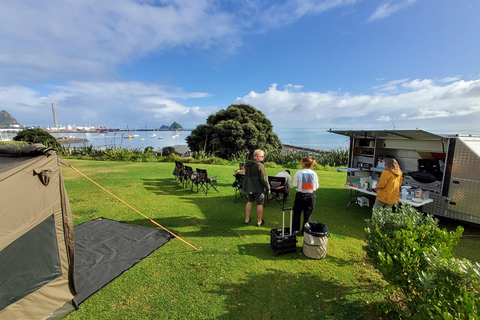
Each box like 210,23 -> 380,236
292,157 -> 319,233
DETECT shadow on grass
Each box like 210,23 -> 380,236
209,269 -> 382,319
140,177 -> 374,241
139,176 -> 480,262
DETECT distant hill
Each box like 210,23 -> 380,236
169,122 -> 183,130
159,122 -> 184,130
0,110 -> 22,128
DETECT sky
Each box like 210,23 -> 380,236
1,0 -> 479,135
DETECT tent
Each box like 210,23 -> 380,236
0,144 -> 76,319
0,144 -> 174,319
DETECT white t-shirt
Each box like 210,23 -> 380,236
293,168 -> 319,193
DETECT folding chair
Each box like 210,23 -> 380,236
183,165 -> 196,189
193,168 -> 219,196
233,173 -> 247,202
173,160 -> 184,183
267,176 -> 287,207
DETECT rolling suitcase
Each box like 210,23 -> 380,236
270,207 -> 297,256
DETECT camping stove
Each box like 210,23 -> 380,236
403,175 -> 442,193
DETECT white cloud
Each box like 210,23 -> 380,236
0,0 -> 239,81
0,81 -> 217,128
368,0 -> 419,22
0,0 -> 362,82
236,77 -> 480,133
256,0 -> 359,30
3,77 -> 480,134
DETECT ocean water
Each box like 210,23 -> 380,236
275,128 -> 349,150
52,128 -> 349,151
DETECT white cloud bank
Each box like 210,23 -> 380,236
236,78 -> 480,133
0,0 -> 239,82
2,77 -> 479,134
0,82 -> 217,129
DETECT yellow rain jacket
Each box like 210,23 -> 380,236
376,167 -> 403,205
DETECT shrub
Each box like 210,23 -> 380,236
364,206 -> 479,319
13,128 -> 63,150
162,146 -> 178,157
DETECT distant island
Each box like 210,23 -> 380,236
159,122 -> 184,131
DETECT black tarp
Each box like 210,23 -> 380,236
73,218 -> 173,305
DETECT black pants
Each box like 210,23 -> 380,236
292,192 -> 316,233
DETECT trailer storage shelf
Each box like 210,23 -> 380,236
329,129 -> 480,225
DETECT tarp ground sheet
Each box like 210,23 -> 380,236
73,218 -> 173,305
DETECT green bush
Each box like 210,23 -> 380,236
13,128 -> 63,150
0,141 -> 28,146
364,206 -> 479,319
162,146 -> 178,157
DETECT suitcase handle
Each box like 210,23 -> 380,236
281,207 -> 293,237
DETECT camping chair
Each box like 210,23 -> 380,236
183,165 -> 196,189
267,176 -> 287,207
193,168 -> 219,196
233,173 -> 247,202
173,160 -> 184,183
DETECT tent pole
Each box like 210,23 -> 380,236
69,165 -> 200,251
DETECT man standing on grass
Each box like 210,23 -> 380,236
243,149 -> 270,227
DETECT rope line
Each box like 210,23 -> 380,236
69,165 -> 199,251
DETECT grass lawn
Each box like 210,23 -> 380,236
62,160 -> 480,320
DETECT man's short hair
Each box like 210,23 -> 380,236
253,149 -> 264,158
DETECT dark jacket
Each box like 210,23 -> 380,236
242,159 -> 270,194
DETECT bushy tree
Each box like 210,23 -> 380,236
162,146 -> 178,157
13,128 -> 63,150
186,104 -> 282,159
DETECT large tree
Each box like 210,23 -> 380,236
187,104 -> 282,159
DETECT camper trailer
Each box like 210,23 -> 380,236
329,129 -> 480,225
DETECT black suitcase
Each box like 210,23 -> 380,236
270,207 -> 297,256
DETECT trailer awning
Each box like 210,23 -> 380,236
327,129 -> 447,141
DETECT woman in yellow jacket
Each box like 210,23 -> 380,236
373,158 -> 402,211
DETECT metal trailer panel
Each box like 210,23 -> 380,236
442,136 -> 480,224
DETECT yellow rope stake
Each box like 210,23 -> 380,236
69,165 -> 200,251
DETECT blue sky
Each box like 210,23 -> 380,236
1,0 -> 479,134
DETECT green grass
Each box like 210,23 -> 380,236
63,160 -> 480,320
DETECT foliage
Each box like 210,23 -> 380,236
59,145 -> 348,171
0,141 -> 28,146
62,146 -> 158,162
13,128 -> 63,150
186,104 -> 282,159
162,146 -> 178,157
317,147 -> 348,167
364,205 -> 480,319
144,146 -> 154,153
266,148 -> 348,168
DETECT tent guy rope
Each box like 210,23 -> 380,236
69,165 -> 200,251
